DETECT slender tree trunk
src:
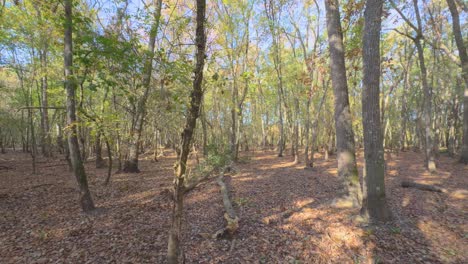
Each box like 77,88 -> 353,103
293,98 -> 300,164
230,83 -> 238,160
95,131 -> 105,168
28,107 -> 36,174
360,0 -> 392,222
167,0 -> 206,262
414,39 -> 436,171
201,104 -> 208,156
64,0 -> 95,212
39,47 -> 51,157
400,49 -> 412,151
325,0 -> 361,207
104,136 -> 113,185
447,0 -> 468,164
277,92 -> 284,157
123,0 -> 162,172
310,80 -> 329,168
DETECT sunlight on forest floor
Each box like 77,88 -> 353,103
0,150 -> 466,263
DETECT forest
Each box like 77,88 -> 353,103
0,0 -> 467,263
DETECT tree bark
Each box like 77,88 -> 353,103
95,131 -> 105,168
123,0 -> 162,172
446,0 -> 468,164
39,47 -> 51,157
64,0 -> 95,212
264,0 -> 284,157
104,136 -> 113,186
390,0 -> 436,171
401,180 -> 446,193
415,38 -> 436,171
360,0 -> 392,223
324,0 -> 361,207
213,171 -> 239,239
167,0 -> 206,262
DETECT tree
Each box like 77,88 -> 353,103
167,0 -> 206,262
123,0 -> 163,173
64,0 -> 95,212
446,0 -> 468,164
264,0 -> 286,157
324,0 -> 361,207
391,0 -> 437,171
360,0 -> 392,222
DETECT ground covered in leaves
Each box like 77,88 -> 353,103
1,149 -> 467,263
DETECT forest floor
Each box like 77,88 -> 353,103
0,149 -> 467,263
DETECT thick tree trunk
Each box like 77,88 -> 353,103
167,0 -> 206,262
446,0 -> 468,164
64,0 -> 95,212
360,0 -> 392,223
324,0 -> 361,207
123,0 -> 162,172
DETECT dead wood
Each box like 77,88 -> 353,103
401,180 -> 447,193
213,169 -> 239,239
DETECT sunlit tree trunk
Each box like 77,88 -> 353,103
167,0 -> 206,262
324,0 -> 361,207
360,0 -> 392,222
64,0 -> 95,212
446,0 -> 468,164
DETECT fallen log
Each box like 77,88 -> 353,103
213,169 -> 239,239
401,180 -> 447,193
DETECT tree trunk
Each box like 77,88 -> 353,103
167,0 -> 206,262
39,47 -> 51,157
446,0 -> 468,164
324,0 -> 361,207
95,131 -> 105,168
104,136 -> 113,185
415,39 -> 436,171
360,0 -> 392,223
304,94 -> 311,166
201,104 -> 208,156
293,98 -> 300,164
64,0 -> 95,212
123,0 -> 162,172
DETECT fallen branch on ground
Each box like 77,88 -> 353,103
183,169 -> 216,193
38,163 -> 68,168
401,180 -> 447,193
213,168 -> 239,239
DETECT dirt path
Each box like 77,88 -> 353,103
0,150 -> 466,263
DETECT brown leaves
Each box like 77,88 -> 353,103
0,150 -> 466,263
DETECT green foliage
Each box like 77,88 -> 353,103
203,143 -> 232,170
